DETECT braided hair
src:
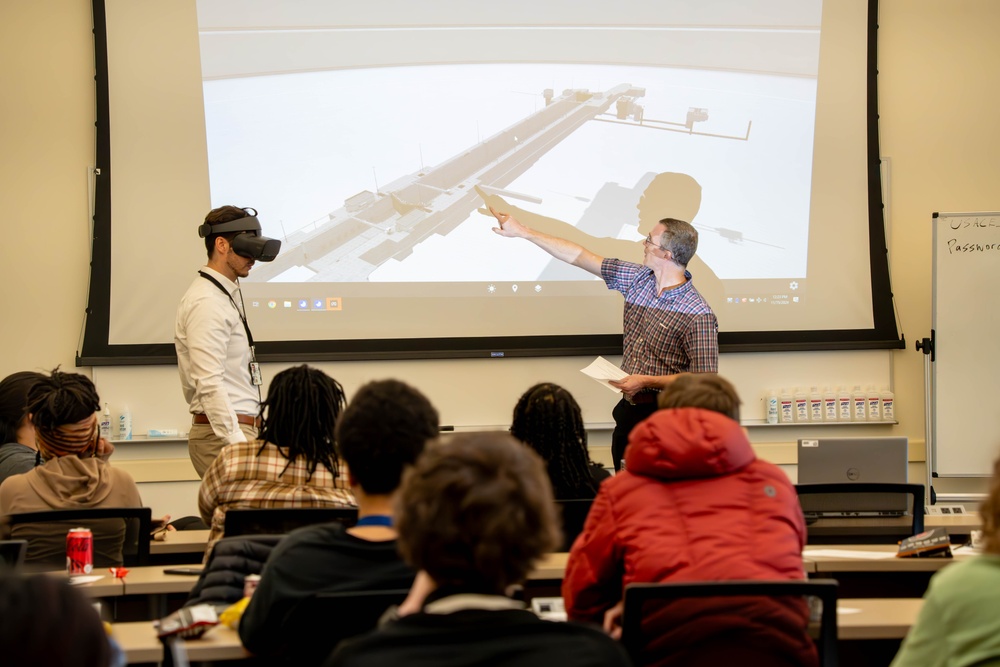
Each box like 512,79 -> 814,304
256,365 -> 346,480
510,383 -> 599,500
24,369 -> 101,461
24,369 -> 100,432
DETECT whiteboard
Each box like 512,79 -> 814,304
932,211 -> 1000,476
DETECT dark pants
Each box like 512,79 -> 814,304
611,397 -> 658,471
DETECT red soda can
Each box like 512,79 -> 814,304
66,527 -> 94,576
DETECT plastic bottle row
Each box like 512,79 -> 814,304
764,386 -> 894,424
98,402 -> 132,441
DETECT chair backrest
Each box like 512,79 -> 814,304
1,507 -> 152,567
554,498 -> 594,551
795,482 -> 925,545
0,539 -> 28,571
223,507 -> 358,537
622,579 -> 839,667
280,588 -> 410,666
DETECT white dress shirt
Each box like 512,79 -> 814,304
175,266 -> 259,445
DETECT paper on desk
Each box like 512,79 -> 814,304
581,357 -> 627,393
805,549 -> 897,560
68,575 -> 104,585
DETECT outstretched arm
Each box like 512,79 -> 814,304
487,205 -> 604,276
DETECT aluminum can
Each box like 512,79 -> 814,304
67,527 -> 94,576
243,574 -> 261,598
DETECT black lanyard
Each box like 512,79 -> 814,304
198,270 -> 257,360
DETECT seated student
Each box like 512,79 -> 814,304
198,365 -> 355,553
510,382 -> 609,500
0,372 -> 46,487
0,369 -> 141,567
890,455 -> 1000,667
238,379 -> 438,660
0,572 -> 120,667
562,373 -> 815,667
326,432 -> 632,667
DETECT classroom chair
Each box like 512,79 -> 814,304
223,507 -> 358,537
1,507 -> 152,567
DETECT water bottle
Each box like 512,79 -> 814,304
766,390 -> 779,425
118,406 -> 132,441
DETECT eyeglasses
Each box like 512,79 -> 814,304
643,234 -> 661,249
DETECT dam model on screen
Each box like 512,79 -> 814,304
248,83 -> 753,284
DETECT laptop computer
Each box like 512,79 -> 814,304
797,436 -> 909,517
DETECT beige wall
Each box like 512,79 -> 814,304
3,1 -> 999,517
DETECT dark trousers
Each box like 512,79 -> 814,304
611,398 -> 658,471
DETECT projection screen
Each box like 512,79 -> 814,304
80,0 -> 902,364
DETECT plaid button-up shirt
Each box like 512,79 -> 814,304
199,440 -> 356,553
602,258 -> 718,377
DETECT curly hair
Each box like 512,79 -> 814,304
980,456 -> 1000,555
510,383 -> 598,499
256,365 -> 346,481
396,432 -> 561,594
657,373 -> 741,422
335,379 -> 439,495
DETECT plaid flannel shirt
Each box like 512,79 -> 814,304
198,440 -> 356,552
602,258 -> 719,377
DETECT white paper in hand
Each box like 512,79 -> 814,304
581,357 -> 628,393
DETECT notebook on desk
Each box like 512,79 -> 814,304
797,436 -> 909,517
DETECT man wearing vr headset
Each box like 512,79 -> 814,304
174,205 -> 281,478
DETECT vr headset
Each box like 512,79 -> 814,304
198,216 -> 281,262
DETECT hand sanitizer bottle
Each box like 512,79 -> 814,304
794,387 -> 809,422
809,386 -> 823,422
99,403 -> 112,440
880,386 -> 895,422
837,386 -> 852,421
866,385 -> 882,421
852,386 -> 867,422
779,388 -> 794,424
823,387 -> 838,421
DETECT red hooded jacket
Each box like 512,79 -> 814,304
562,407 -> 815,666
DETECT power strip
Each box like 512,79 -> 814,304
925,504 -> 966,515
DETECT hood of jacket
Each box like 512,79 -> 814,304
24,456 -> 118,508
624,407 -> 755,481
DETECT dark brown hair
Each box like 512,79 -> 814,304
0,371 -> 46,444
657,373 -> 741,422
396,432 -> 560,594
203,205 -> 255,259
0,573 -> 112,666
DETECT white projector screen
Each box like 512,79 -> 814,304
81,0 -> 901,363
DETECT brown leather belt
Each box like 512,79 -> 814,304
192,413 -> 260,428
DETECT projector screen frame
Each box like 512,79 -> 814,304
78,0 -> 903,367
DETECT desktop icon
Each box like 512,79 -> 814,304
326,298 -> 342,311
283,301 -> 292,308
297,299 -> 309,310
267,300 -> 277,309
